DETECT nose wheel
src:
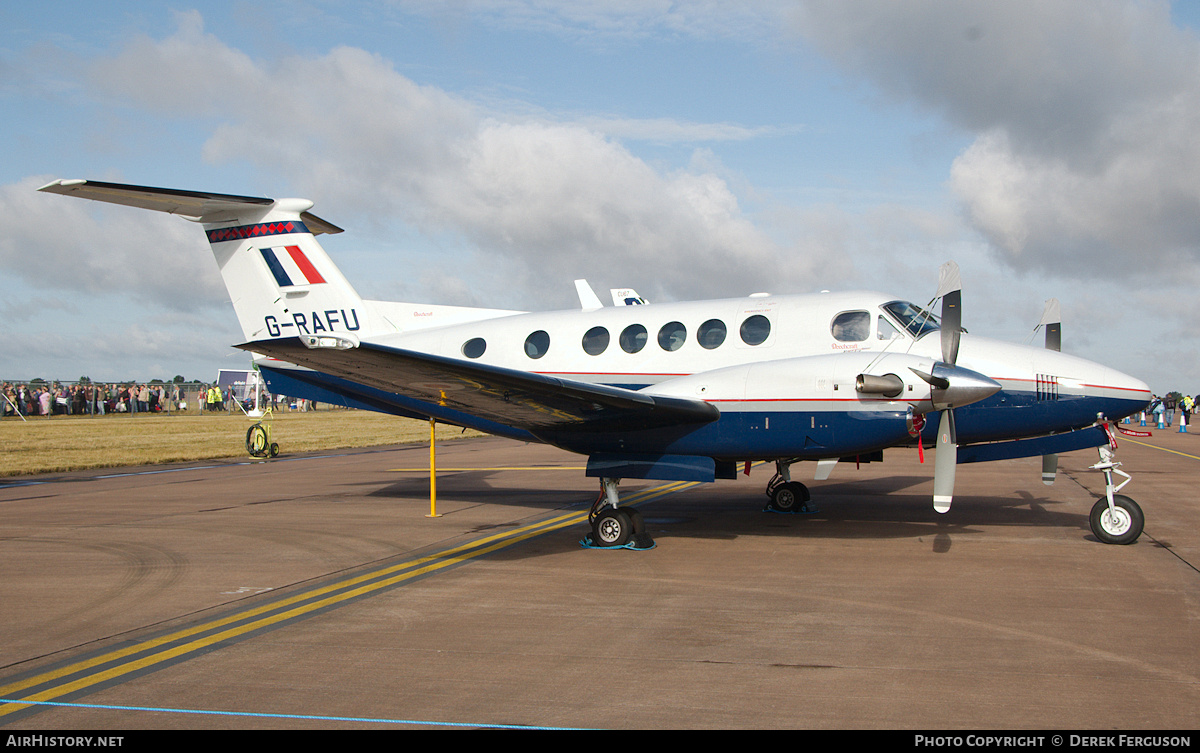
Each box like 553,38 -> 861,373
1090,494 -> 1143,545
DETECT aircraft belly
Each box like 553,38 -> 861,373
706,407 -> 912,460
544,407 -> 911,459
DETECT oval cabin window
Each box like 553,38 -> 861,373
461,337 -> 486,359
524,330 -> 551,359
697,319 -> 727,350
658,321 -> 687,351
620,324 -> 648,354
582,326 -> 610,356
739,315 -> 771,346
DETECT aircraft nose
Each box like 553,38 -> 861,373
1080,363 -> 1151,420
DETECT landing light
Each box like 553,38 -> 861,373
301,334 -> 358,350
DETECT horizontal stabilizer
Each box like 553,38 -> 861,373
38,179 -> 343,234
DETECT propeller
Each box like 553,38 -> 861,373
1039,298 -> 1061,485
911,262 -> 1001,513
1040,298 -> 1061,352
933,262 -> 962,513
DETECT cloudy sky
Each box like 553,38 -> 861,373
2,1 -> 1199,394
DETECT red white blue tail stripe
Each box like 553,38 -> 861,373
260,246 -> 327,288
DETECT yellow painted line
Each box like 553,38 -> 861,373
1121,437 -> 1200,461
0,479 -> 697,717
0,512 -> 576,713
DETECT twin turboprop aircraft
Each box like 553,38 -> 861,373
39,179 -> 1153,548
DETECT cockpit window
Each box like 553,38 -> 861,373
831,311 -> 870,342
877,316 -> 901,341
882,300 -> 940,339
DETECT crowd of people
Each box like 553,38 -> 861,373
2,381 -> 316,418
1146,393 -> 1197,426
3,382 -> 191,417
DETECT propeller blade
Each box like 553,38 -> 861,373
933,409 -> 957,513
937,262 -> 962,366
1039,299 -> 1061,482
1040,298 -> 1061,352
941,288 -> 961,365
1041,453 -> 1058,485
935,260 -> 962,299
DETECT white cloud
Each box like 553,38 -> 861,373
793,0 -> 1200,278
73,12 -> 826,307
0,175 -> 226,310
398,0 -> 792,44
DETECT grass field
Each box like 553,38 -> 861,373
0,407 -> 482,477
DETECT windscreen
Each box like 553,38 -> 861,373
882,300 -> 940,339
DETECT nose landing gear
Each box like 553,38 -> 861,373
1088,427 -> 1143,545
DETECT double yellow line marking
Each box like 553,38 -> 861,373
0,478 -> 697,719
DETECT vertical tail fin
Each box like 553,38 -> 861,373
38,180 -> 369,341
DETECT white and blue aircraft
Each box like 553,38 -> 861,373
39,179 -> 1152,547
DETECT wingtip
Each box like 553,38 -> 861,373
37,178 -> 86,192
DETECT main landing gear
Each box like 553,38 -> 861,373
584,478 -> 655,550
1088,441 -> 1144,545
764,460 -> 817,514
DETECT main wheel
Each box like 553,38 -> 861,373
593,508 -> 633,547
769,481 -> 810,512
1089,495 -> 1144,545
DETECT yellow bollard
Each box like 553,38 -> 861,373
426,418 -> 441,518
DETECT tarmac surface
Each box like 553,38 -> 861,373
0,424 -> 1196,730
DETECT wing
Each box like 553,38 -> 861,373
237,337 -> 719,434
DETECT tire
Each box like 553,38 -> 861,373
770,481 -> 810,512
246,423 -> 268,457
593,509 -> 633,547
269,442 -> 279,458
1089,495 -> 1144,545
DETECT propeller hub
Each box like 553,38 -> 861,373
910,363 -> 1001,411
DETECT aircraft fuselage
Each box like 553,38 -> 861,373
259,289 -> 1149,461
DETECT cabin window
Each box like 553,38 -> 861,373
698,319 -> 727,350
620,324 -> 648,354
658,321 -> 687,351
582,326 -> 610,356
461,337 -> 486,359
739,315 -> 771,346
831,311 -> 870,342
524,330 -> 550,359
